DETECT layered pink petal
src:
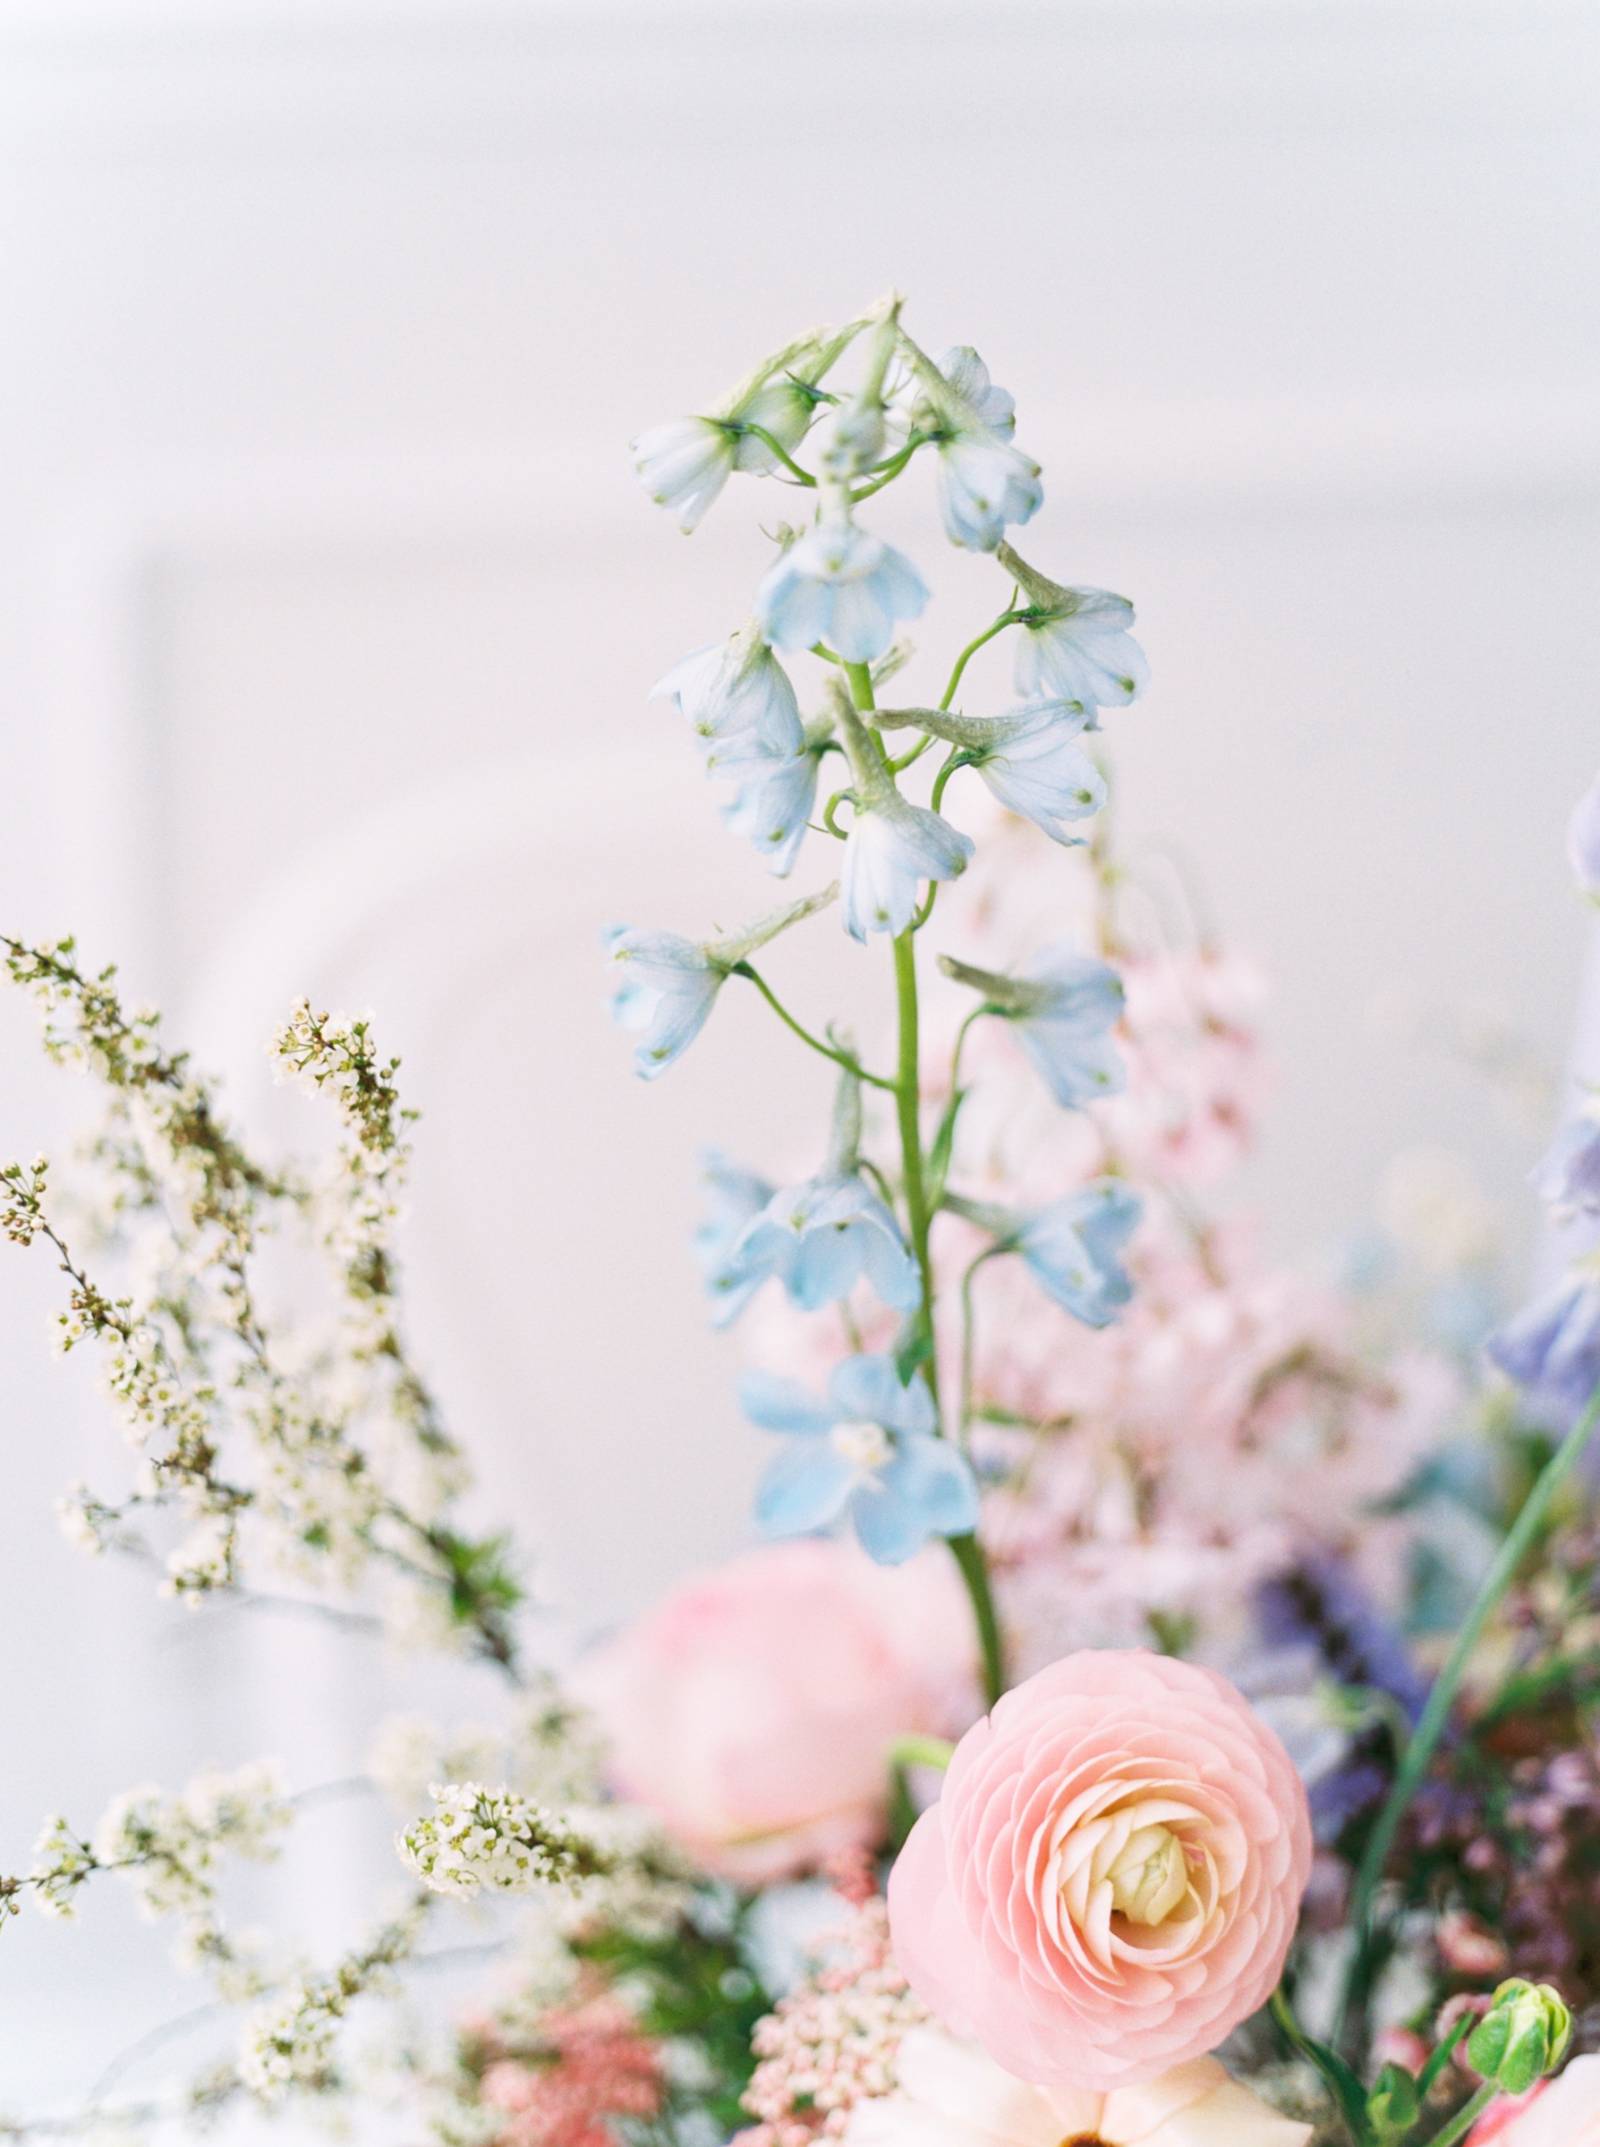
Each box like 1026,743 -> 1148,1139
887,1649 -> 1312,2092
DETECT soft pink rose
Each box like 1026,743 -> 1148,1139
846,2027 -> 1311,2147
1468,2056 -> 1600,2145
579,1540 -> 974,1884
887,1650 -> 1312,2093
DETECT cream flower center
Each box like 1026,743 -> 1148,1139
1105,1823 -> 1189,1927
831,1420 -> 893,1472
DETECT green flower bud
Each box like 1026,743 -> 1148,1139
1466,1979 -> 1573,2096
1366,2062 -> 1420,2137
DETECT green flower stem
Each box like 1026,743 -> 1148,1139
734,964 -> 896,1091
840,655 -> 1006,1706
851,435 -> 927,504
940,609 -> 1023,713
888,1734 -> 955,1772
957,1251 -> 997,1447
931,748 -> 976,817
1419,2086 -> 1495,2147
888,732 -> 935,775
737,423 -> 817,486
1335,1378 -> 1600,2049
1416,2014 -> 1475,2101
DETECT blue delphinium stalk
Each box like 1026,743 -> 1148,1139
742,1352 -> 979,1564
621,296 -> 1152,1687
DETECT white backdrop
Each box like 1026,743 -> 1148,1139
1,0 -> 1598,2109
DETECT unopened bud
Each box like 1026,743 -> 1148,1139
1466,1979 -> 1573,2096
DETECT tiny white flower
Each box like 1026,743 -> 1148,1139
757,507 -> 928,664
651,621 -> 802,757
935,425 -> 1043,553
999,542 -> 1149,719
843,788 -> 973,941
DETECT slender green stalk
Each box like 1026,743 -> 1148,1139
852,435 -> 926,503
940,609 -> 1023,712
842,656 -> 1006,1707
888,1734 -> 955,1772
735,964 -> 895,1090
737,423 -> 817,486
1335,1379 -> 1600,2047
1420,2086 -> 1495,2147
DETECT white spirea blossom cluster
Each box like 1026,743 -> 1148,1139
369,1677 -> 609,1815
28,1762 -> 291,1925
0,936 -> 521,1669
397,1782 -> 612,1900
238,1897 -> 428,2102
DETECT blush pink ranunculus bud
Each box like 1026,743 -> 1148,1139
845,2026 -> 1312,2147
578,1538 -> 974,1884
887,1649 -> 1312,2093
1468,2056 -> 1600,2145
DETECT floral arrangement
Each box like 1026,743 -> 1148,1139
3,294 -> 1600,2147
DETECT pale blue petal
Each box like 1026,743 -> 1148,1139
826,575 -> 898,664
789,1221 -> 875,1309
851,1438 -> 978,1564
756,1441 -> 857,1537
857,1222 -> 922,1312
827,1352 -> 908,1425
739,1369 -> 838,1435
1017,1026 -> 1126,1109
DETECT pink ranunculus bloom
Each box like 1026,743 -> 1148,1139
1468,2056 -> 1600,2145
578,1539 -> 976,1884
887,1650 -> 1312,2093
845,2027 -> 1311,2147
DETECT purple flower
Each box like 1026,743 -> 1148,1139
1488,1273 -> 1600,1426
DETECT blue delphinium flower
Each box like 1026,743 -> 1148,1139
694,1150 -> 776,1327
630,321 -> 866,532
890,338 -> 1042,554
756,506 -> 929,664
1533,1110 -> 1600,1216
653,624 -> 823,876
606,886 -> 838,1080
727,1171 -> 920,1316
742,1352 -> 979,1564
605,929 -> 727,1080
1014,1181 -> 1141,1325
941,947 -> 1125,1109
997,542 -> 1149,721
1487,1271 -> 1600,1426
966,701 -> 1105,842
876,699 -> 1103,847
842,787 -> 973,940
707,727 -> 822,878
933,347 -> 1017,436
651,622 -> 801,758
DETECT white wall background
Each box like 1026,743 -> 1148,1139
1,0 -> 1598,2110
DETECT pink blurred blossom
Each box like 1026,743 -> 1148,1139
578,1539 -> 976,1883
